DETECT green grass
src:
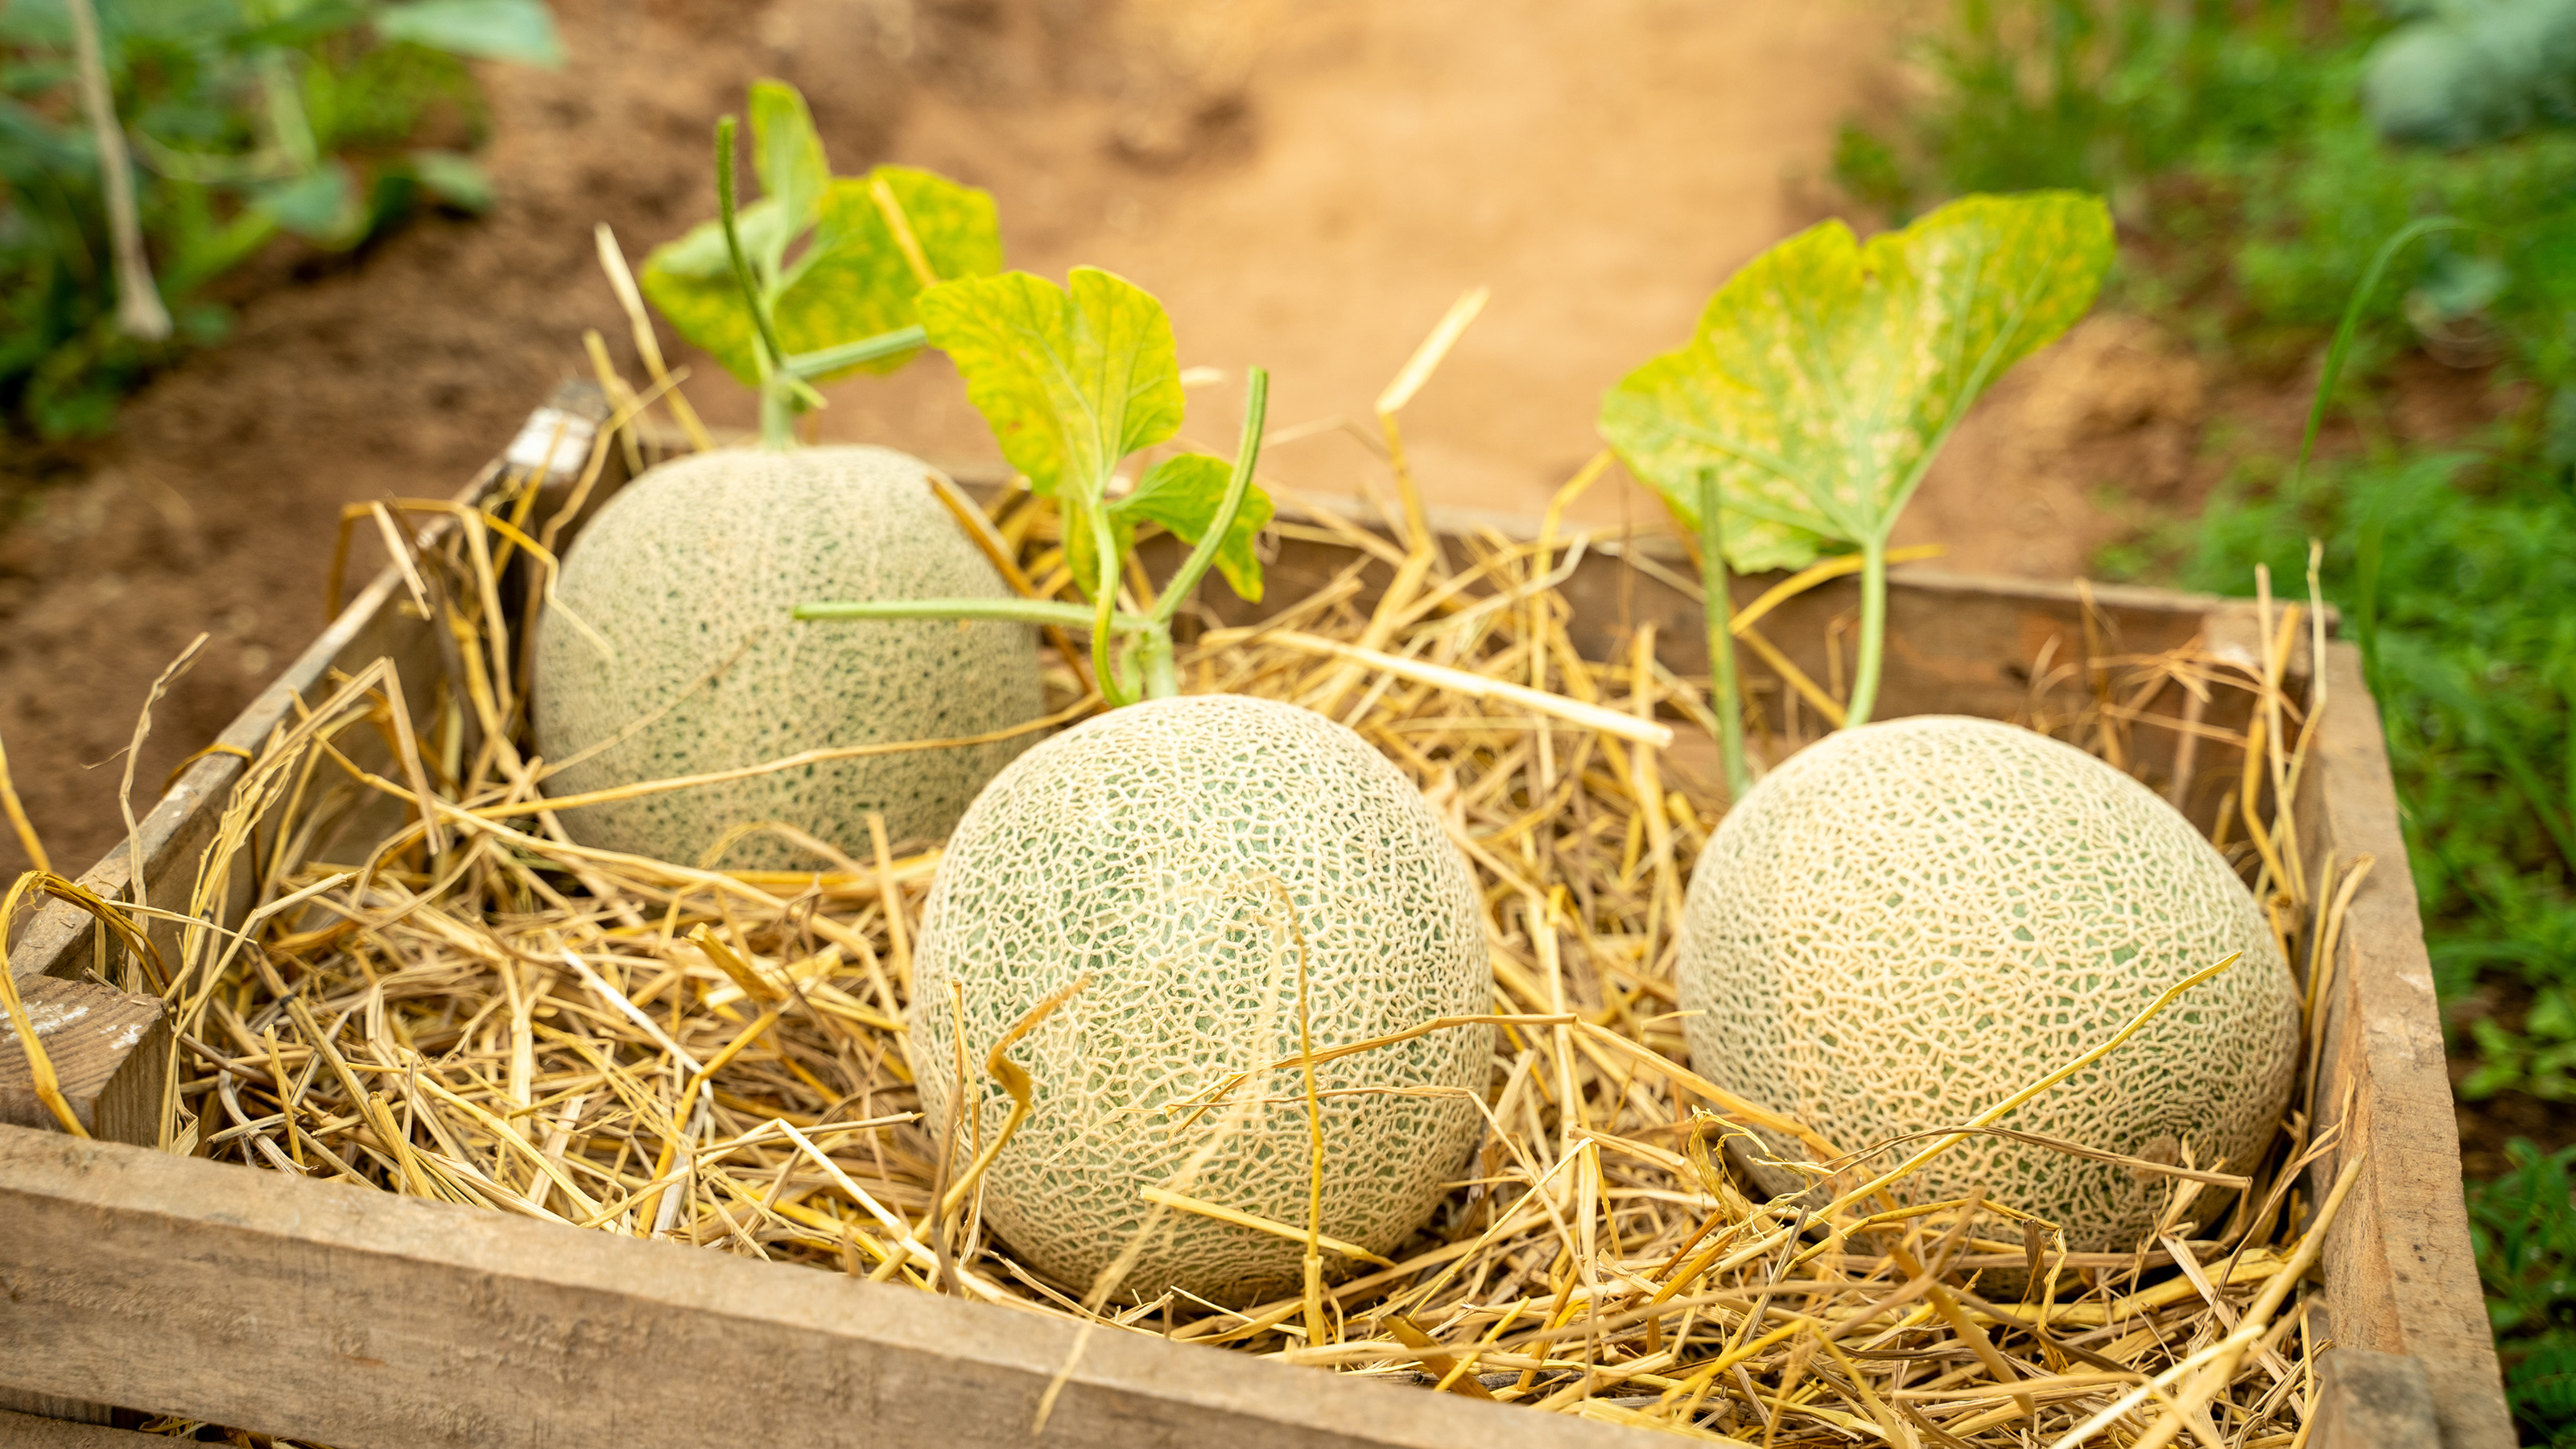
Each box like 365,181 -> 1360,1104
1,0 -> 555,440
2472,1142 -> 2576,1444
1839,2 -> 2576,1433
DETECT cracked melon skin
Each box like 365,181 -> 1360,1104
911,694 -> 1491,1305
1678,716 -> 2298,1251
534,446 -> 1043,869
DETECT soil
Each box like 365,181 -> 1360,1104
0,0 -> 1918,878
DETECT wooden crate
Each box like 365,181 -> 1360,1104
0,386 -> 2512,1449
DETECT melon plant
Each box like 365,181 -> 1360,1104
1599,193 -> 2115,795
805,271 -> 1488,1302
535,81 -> 1043,867
1677,715 -> 2301,1251
910,693 -> 1490,1302
799,266 -> 1274,705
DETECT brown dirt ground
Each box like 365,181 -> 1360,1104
2,0 -> 1930,877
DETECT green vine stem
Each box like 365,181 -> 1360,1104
795,366 -> 1272,705
1696,470 -> 1751,800
713,115 -> 799,451
1845,535 -> 1891,729
795,597 -> 1150,630
1088,502 -> 1137,706
1152,366 -> 1269,630
784,326 -> 928,380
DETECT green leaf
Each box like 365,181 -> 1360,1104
641,167 -> 1001,388
638,201 -> 782,386
1599,191 -> 2113,569
917,266 -> 1185,507
407,149 -> 492,212
251,162 -> 363,245
777,169 -> 1002,379
374,0 -> 564,67
1113,452 -> 1273,601
746,80 -> 827,275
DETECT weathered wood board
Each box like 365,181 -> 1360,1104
0,976 -> 167,1144
0,1126 -> 1641,1449
2299,645 -> 2514,1449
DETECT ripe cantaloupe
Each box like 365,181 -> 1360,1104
535,446 -> 1043,869
910,694 -> 1489,1304
1678,716 -> 2298,1249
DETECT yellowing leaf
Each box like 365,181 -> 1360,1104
638,203 -> 776,386
1599,191 -> 2113,568
640,169 -> 1001,386
917,266 -> 1186,506
778,170 -> 1002,380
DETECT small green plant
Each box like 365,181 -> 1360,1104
795,266 -> 1273,708
638,80 -> 1000,449
1595,191 -> 2112,791
0,0 -> 560,438
2467,1141 -> 2576,1444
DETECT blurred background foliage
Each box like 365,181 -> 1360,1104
1837,1 -> 2576,1439
0,0 -> 559,440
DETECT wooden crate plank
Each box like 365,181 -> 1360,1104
2303,642 -> 2512,1449
0,977 -> 167,1145
2313,1349 -> 2441,1449
0,1410 -> 167,1446
0,1125 -> 1652,1449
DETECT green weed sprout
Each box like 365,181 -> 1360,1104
638,80 -> 1001,448
796,267 -> 1271,708
1599,192 -> 2113,791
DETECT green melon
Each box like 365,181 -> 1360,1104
535,446 -> 1043,869
1678,715 -> 2299,1249
910,693 -> 1490,1305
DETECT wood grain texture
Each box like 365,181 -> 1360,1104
2302,642 -> 2513,1449
2313,1349 -> 2442,1449
0,1125 -> 1652,1449
0,1409 -> 168,1445
0,976 -> 167,1145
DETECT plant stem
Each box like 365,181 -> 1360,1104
714,115 -> 797,451
1088,502 -> 1139,706
1149,367 -> 1270,630
1845,535 -> 1889,729
64,0 -> 169,341
802,367 -> 1274,708
784,325 -> 929,379
1696,471 -> 1751,800
1137,630 -> 1178,699
794,597 -> 1150,631
758,383 -> 795,449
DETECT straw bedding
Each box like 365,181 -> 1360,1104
4,391 -> 2363,1449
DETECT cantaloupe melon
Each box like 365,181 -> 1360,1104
910,694 -> 1490,1304
1678,716 -> 2299,1250
535,446 -> 1043,869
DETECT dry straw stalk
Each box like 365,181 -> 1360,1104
8,352 -> 2362,1449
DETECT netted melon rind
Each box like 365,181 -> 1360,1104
911,694 -> 1492,1305
1678,715 -> 2299,1251
535,446 -> 1043,869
